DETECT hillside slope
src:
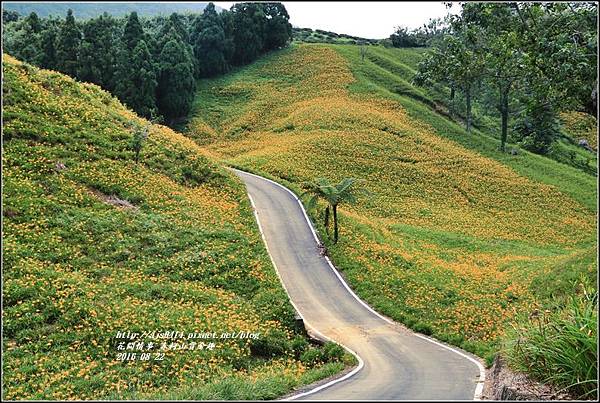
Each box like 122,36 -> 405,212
186,44 -> 597,361
1,54 -> 348,400
332,44 -> 597,205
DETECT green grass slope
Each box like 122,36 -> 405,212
1,54 -> 350,400
186,43 -> 597,364
332,44 -> 597,209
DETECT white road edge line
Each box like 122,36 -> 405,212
237,168 -> 486,401
247,193 -> 365,401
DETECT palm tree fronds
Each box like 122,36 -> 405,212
298,176 -> 372,243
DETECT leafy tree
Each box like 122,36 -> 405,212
301,178 -> 370,244
414,36 -> 458,115
55,9 -> 81,77
416,26 -> 486,133
191,2 -> 228,77
156,29 -> 196,123
390,26 -> 424,48
3,9 -> 20,23
513,102 -> 561,154
511,3 -> 597,152
485,32 -> 522,152
2,12 -> 44,65
417,2 -> 597,154
449,25 -> 486,134
390,18 -> 448,48
262,2 -> 292,51
461,3 -> 524,151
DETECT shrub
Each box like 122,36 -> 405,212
249,329 -> 290,358
513,103 -> 560,154
322,341 -> 345,362
290,336 -> 309,359
131,123 -> 149,163
503,287 -> 598,399
181,158 -> 214,186
299,347 -> 322,366
299,341 -> 344,366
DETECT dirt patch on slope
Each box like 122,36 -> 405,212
88,188 -> 138,210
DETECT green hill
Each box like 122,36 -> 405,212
1,54 -> 350,400
186,43 -> 597,364
292,27 -> 381,46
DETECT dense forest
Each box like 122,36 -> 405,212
2,2 -> 292,124
391,3 -> 597,161
1,2 -> 218,19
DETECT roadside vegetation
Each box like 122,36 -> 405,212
504,285 -> 597,399
186,42 -> 597,396
2,54 -> 353,400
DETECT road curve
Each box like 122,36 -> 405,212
233,169 -> 485,401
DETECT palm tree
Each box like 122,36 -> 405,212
301,177 -> 369,244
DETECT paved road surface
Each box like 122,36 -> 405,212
233,169 -> 484,401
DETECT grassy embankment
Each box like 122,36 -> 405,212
1,54 -> 354,400
186,42 -> 597,381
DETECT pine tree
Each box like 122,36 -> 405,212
156,29 -> 196,123
122,11 -> 144,51
25,11 -> 42,34
156,12 -> 193,60
160,13 -> 189,43
231,2 -> 266,65
55,9 -> 81,78
115,40 -> 157,118
114,13 -> 158,118
78,13 -> 120,90
220,9 -> 236,66
191,2 -> 228,77
3,10 -> 20,23
39,18 -> 60,70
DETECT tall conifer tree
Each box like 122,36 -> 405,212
55,9 -> 81,78
78,13 -> 119,90
156,28 -> 196,123
191,3 -> 228,77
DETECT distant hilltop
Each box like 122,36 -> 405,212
292,27 -> 383,46
2,2 -> 221,19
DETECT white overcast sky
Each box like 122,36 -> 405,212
214,2 -> 456,39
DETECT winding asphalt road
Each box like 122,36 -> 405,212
233,169 -> 485,401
